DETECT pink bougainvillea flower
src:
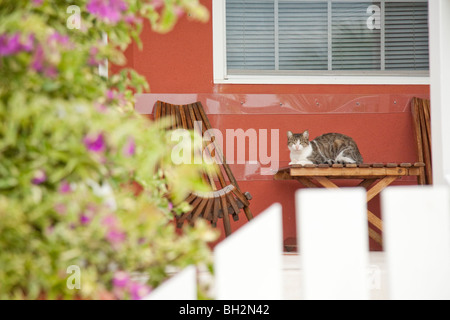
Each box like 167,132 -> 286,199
122,137 -> 136,157
83,132 -> 105,153
21,34 -> 35,52
0,33 -> 34,57
173,5 -> 185,18
86,0 -> 128,24
106,229 -> 126,245
112,271 -> 130,288
31,45 -> 44,72
88,46 -> 100,66
80,214 -> 91,225
129,282 -> 152,300
32,0 -> 43,5
31,169 -> 47,185
0,33 -> 22,56
102,214 -> 118,228
54,203 -> 67,215
48,32 -> 70,46
124,14 -> 143,25
58,180 -> 72,194
151,0 -> 164,9
106,89 -> 116,101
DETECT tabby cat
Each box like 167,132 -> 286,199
288,130 -> 363,165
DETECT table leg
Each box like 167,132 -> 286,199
314,176 -> 339,189
365,176 -> 398,246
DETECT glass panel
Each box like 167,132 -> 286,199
226,0 -> 275,70
385,1 -> 429,70
278,1 -> 328,71
332,1 -> 382,70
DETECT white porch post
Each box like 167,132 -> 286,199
429,0 -> 450,185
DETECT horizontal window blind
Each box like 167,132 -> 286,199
226,0 -> 275,70
332,2 -> 381,70
225,0 -> 429,74
278,1 -> 328,71
385,1 -> 429,70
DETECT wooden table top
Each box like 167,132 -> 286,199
274,163 -> 425,179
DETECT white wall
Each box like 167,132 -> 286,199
429,0 -> 450,185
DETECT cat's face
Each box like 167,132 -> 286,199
287,130 -> 309,152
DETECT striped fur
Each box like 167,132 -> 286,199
288,130 -> 363,165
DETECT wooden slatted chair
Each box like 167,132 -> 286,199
411,97 -> 432,185
153,100 -> 253,236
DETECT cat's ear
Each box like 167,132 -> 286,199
303,130 -> 309,139
287,131 -> 293,138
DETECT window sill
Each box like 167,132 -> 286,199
215,75 -> 430,86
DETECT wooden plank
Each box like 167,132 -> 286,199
190,197 -> 209,223
226,192 -> 240,216
412,98 -> 426,185
368,227 -> 383,246
290,167 -> 409,178
220,195 -> 232,236
154,100 -> 162,119
212,196 -> 220,225
314,176 -> 339,189
203,197 -> 214,221
367,209 -> 383,231
386,163 -> 399,168
294,177 -> 320,188
358,179 -> 377,190
421,99 -> 433,184
231,187 -> 250,207
366,176 -> 398,202
196,102 -> 241,193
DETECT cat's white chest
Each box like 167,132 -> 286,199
289,144 -> 313,165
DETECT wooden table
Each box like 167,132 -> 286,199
274,163 -> 424,247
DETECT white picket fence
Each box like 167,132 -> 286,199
145,186 -> 450,300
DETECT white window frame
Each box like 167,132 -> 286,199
213,0 -> 430,85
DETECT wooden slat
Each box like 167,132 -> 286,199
154,101 -> 162,119
231,187 -> 250,207
368,227 -> 383,246
220,195 -> 232,236
412,98 -> 427,185
191,197 -> 209,223
290,167 -> 411,178
367,209 -> 383,231
366,176 -> 398,202
294,177 -> 320,188
400,163 -> 412,168
212,196 -> 220,225
358,179 -> 377,190
314,176 -> 339,189
203,198 -> 214,221
386,163 -> 398,168
226,192 -> 240,216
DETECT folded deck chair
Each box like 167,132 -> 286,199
153,100 -> 253,236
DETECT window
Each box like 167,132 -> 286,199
213,0 -> 430,84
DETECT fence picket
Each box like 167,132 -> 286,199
382,186 -> 450,300
214,203 -> 283,300
296,188 -> 370,299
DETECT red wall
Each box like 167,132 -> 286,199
118,0 -> 430,251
